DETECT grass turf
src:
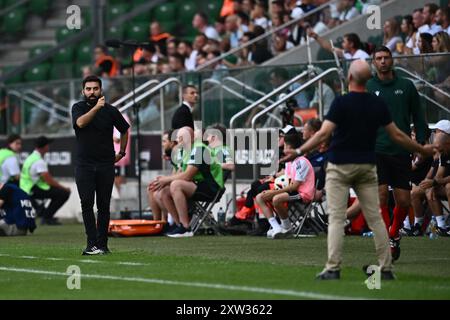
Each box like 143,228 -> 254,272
0,224 -> 449,299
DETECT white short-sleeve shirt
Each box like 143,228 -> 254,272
1,156 -> 20,183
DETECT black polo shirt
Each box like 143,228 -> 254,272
72,101 -> 130,166
325,92 -> 392,165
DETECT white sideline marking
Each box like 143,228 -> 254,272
0,266 -> 367,300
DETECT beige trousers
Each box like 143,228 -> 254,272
325,163 -> 392,272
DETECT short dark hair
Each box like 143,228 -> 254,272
284,133 -> 302,149
306,118 -> 322,133
425,3 -> 439,15
82,75 -> 102,89
164,129 -> 176,142
6,134 -> 21,145
182,84 -> 197,94
196,12 -> 209,23
344,33 -> 362,50
372,45 -> 392,58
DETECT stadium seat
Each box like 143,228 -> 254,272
24,64 -> 50,82
76,42 -> 92,64
125,22 -> 148,42
200,0 -> 221,21
55,26 -> 78,43
177,0 -> 197,25
81,7 -> 91,27
2,8 -> 27,35
53,47 -> 75,63
151,2 -> 176,23
29,45 -> 53,59
107,4 -> 130,21
29,0 -> 50,16
106,25 -> 125,40
49,63 -> 74,80
159,21 -> 176,34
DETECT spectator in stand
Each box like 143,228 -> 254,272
150,21 -> 171,56
192,12 -> 221,41
429,31 -> 450,83
168,53 -> 186,74
133,44 -> 158,75
94,45 -> 119,78
251,1 -> 269,30
166,38 -> 179,57
242,0 -> 255,16
215,16 -> 227,38
337,0 -> 360,25
432,30 -> 450,53
418,32 -> 434,54
270,11 -> 290,38
270,0 -> 285,17
206,50 -> 228,81
273,33 -> 294,55
308,30 -> 370,60
232,0 -> 244,15
177,40 -> 195,71
225,14 -> 247,48
435,6 -> 450,34
191,34 -> 209,69
400,15 -> 415,54
422,3 -> 442,35
383,18 -> 403,54
237,11 -> 251,33
406,8 -> 430,55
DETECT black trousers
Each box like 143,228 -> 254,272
244,180 -> 271,208
31,186 -> 70,220
75,165 -> 114,248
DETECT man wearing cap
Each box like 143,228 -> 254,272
418,120 -> 450,236
20,136 -> 70,226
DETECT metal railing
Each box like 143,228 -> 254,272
118,77 -> 183,134
395,66 -> 450,107
229,67 -> 342,214
196,0 -> 338,71
112,79 -> 160,107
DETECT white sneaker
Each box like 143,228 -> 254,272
272,226 -> 293,239
267,227 -> 281,239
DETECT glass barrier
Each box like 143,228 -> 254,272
0,54 -> 449,136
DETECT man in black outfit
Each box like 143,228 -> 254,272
171,85 -> 198,130
72,75 -> 129,255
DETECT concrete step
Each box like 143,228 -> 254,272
46,18 -> 68,28
0,50 -> 29,64
28,29 -> 56,40
19,39 -> 56,50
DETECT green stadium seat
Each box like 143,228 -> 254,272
55,26 -> 78,43
107,4 -> 130,21
151,2 -> 176,23
76,42 -> 92,64
73,63 -> 86,78
29,45 -> 53,59
81,7 -> 91,27
176,0 -> 197,25
29,0 -> 50,15
106,25 -> 125,40
125,22 -> 148,42
49,63 -> 74,80
24,64 -> 50,82
159,21 -> 176,34
200,0 -> 221,21
53,47 -> 75,63
2,8 -> 26,35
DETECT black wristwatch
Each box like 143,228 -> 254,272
119,151 -> 126,157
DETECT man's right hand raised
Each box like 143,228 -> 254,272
95,96 -> 105,109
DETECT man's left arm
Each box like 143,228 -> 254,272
409,82 -> 428,144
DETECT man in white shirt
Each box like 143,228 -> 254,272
308,30 -> 370,60
422,3 -> 442,36
0,134 -> 22,185
435,6 -> 450,34
192,12 -> 221,41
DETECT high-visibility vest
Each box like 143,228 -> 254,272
20,151 -> 50,194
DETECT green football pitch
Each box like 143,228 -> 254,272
0,224 -> 449,300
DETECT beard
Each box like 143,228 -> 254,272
84,94 -> 100,106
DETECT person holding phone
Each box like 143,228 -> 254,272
72,75 -> 130,255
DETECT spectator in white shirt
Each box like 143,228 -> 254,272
400,15 -> 415,54
338,0 -> 360,24
192,12 -> 221,41
308,30 -> 369,60
0,134 -> 22,185
406,8 -> 426,55
251,1 -> 269,30
435,6 -> 450,34
383,18 -> 403,53
422,3 -> 442,36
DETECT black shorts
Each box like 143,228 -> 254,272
375,153 -> 412,190
191,181 -> 220,202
